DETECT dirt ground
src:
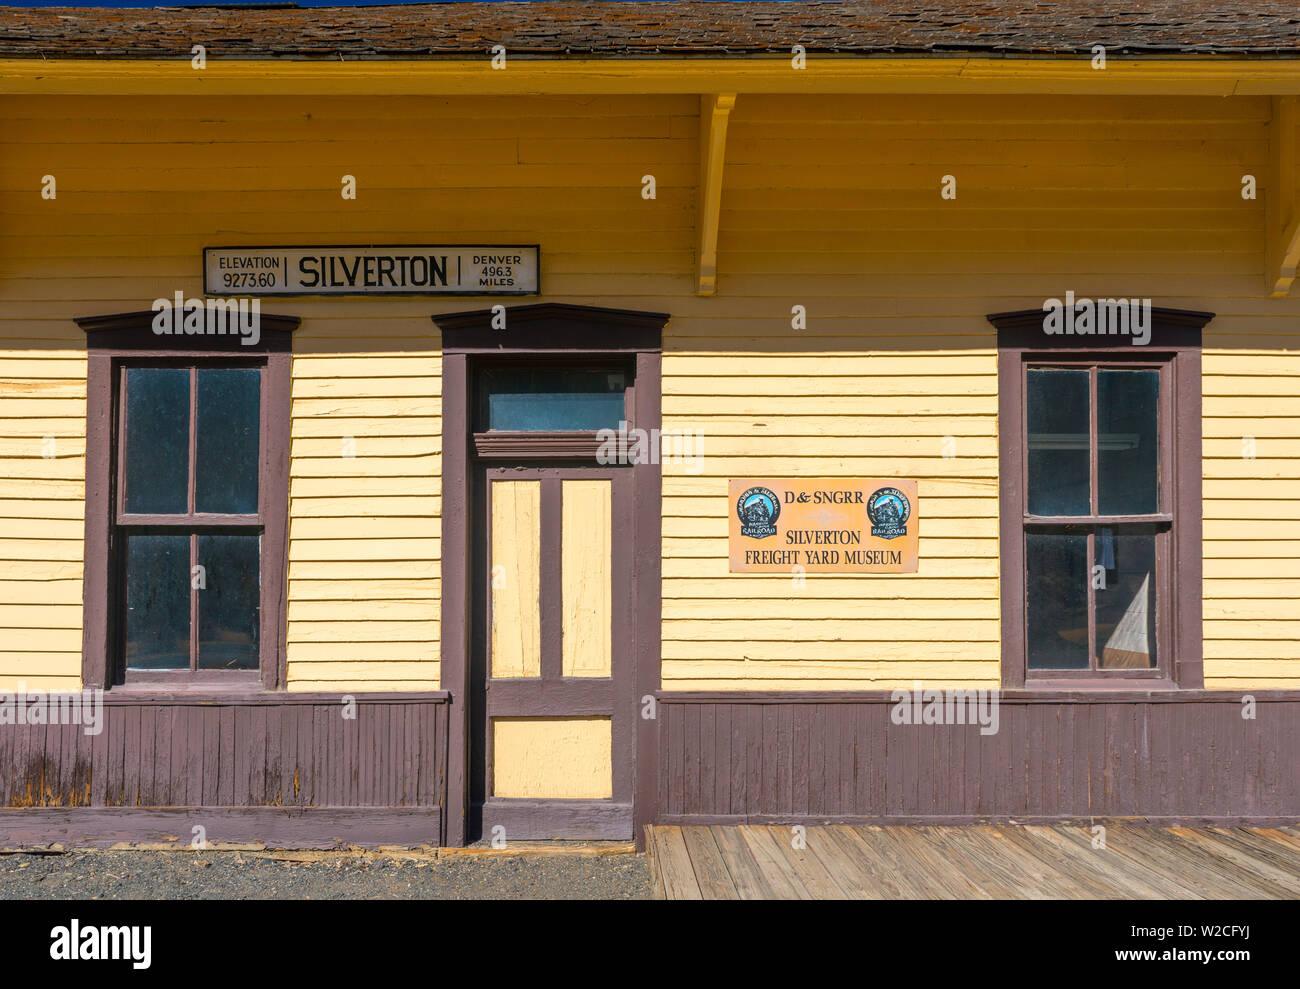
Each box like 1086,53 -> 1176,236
0,845 -> 653,900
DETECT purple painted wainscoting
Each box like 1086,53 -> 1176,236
656,691 -> 1300,825
0,692 -> 448,848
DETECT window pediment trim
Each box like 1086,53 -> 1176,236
77,309 -> 299,353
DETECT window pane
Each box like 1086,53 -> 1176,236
1026,531 -> 1089,669
124,368 -> 189,514
1026,369 -> 1090,516
125,533 -> 190,670
196,533 -> 260,670
479,369 -> 626,431
1095,528 -> 1157,669
196,368 -> 261,514
1099,370 -> 1159,516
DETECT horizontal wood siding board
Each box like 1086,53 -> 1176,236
656,694 -> 1300,821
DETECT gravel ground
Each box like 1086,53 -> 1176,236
0,848 -> 652,900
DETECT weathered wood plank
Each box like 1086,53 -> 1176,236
679,825 -> 739,899
653,825 -> 703,900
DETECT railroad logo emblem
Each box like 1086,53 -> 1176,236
867,487 -> 910,540
736,486 -> 780,539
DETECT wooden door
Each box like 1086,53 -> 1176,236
471,464 -> 635,840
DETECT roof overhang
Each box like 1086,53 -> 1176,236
9,56 -> 1300,96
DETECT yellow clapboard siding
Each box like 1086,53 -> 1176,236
287,560 -> 436,580
4,91 -> 1300,691
290,476 -> 437,498
288,579 -> 440,601
1204,640 -> 1300,659
1203,660 -> 1300,675
664,619 -> 1000,641
0,518 -> 84,539
288,599 -> 436,622
662,640 -> 1000,661
0,579 -> 84,604
663,576 -> 998,597
663,598 -> 998,619
662,678 -> 1000,690
290,416 -> 441,438
290,495 -> 440,518
291,437 -> 440,458
1204,578 -> 1300,598
0,628 -> 83,651
287,678 -> 440,692
291,376 -> 441,399
0,539 -> 84,562
290,455 -> 440,478
661,660 -> 999,680
287,620 -> 439,643
284,661 -> 439,680
285,642 -> 436,662
289,516 -> 440,540
0,604 -> 82,628
288,538 -> 440,562
664,375 -> 995,396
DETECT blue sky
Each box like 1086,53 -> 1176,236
6,0 -> 694,6
7,1 -> 591,7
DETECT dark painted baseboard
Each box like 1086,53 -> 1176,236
0,692 -> 449,847
656,691 -> 1300,823
477,799 -> 633,840
0,806 -> 440,849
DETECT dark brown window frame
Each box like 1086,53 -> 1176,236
433,302 -> 667,848
77,310 -> 299,692
987,305 -> 1213,690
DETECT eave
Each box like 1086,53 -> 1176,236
8,56 -> 1300,97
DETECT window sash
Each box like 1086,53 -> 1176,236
114,359 -> 266,683
1022,522 -> 1169,678
1021,358 -> 1170,522
1020,356 -> 1174,682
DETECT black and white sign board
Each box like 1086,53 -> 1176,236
203,245 -> 540,296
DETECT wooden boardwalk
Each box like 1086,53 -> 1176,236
647,824 -> 1300,899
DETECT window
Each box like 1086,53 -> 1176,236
119,365 -> 263,676
1023,363 -> 1164,674
78,311 -> 297,690
988,305 -> 1211,688
467,355 -> 637,460
476,366 -> 630,432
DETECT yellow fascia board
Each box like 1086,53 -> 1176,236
7,56 -> 1300,96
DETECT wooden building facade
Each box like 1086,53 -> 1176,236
0,2 -> 1297,848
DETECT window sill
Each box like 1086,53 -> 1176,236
95,686 -> 450,706
1018,678 -> 1179,692
107,676 -> 265,696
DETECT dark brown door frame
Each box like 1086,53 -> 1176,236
434,303 -> 667,848
986,305 -> 1213,690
